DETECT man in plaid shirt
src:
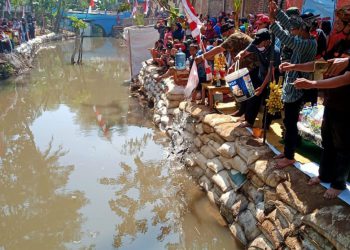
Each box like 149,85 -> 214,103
269,0 -> 317,168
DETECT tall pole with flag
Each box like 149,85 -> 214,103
88,0 -> 95,13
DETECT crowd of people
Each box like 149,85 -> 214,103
150,1 -> 350,199
0,15 -> 36,53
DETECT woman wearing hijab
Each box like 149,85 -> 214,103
172,22 -> 185,41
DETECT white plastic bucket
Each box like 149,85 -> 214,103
225,61 -> 255,102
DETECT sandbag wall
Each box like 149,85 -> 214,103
138,62 -> 350,250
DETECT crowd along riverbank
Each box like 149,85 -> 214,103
0,32 -> 64,80
133,60 -> 350,250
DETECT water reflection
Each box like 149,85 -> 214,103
0,38 -> 241,249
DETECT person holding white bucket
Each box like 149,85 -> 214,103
233,28 -> 281,128
269,0 -> 317,169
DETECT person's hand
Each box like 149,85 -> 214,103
195,55 -> 203,64
234,53 -> 241,62
255,86 -> 264,96
279,62 -> 295,72
293,78 -> 317,89
324,58 -> 349,77
227,64 -> 235,74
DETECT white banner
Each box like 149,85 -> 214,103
302,0 -> 337,21
124,25 -> 158,78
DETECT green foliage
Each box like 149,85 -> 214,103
69,16 -> 88,30
117,3 -> 131,13
0,63 -> 15,79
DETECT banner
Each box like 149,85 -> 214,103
124,25 -> 158,78
302,0 -> 337,20
337,0 -> 350,8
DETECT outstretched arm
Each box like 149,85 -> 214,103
294,71 -> 350,89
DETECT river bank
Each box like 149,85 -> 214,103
135,61 -> 350,249
0,32 -> 64,80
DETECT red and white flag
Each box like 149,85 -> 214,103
132,0 -> 139,18
5,0 -> 11,14
184,61 -> 199,98
143,0 -> 149,15
88,0 -> 95,13
181,0 -> 202,43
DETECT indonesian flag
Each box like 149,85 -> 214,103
181,0 -> 202,43
184,61 -> 199,98
132,0 -> 138,18
143,0 -> 149,15
5,0 -> 11,14
88,0 -> 95,13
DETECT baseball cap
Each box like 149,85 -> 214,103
252,28 -> 271,45
286,7 -> 300,17
220,23 -> 234,34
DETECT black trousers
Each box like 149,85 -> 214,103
319,107 -> 350,190
283,99 -> 303,160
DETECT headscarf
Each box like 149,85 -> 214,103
172,22 -> 185,41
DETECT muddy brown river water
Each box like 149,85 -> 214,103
0,38 -> 242,250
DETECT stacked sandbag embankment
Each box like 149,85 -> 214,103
137,61 -> 350,249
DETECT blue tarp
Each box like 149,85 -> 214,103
302,0 -> 337,20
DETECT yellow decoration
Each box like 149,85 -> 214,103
266,77 -> 284,115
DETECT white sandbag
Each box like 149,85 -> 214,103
238,209 -> 261,242
241,182 -> 264,205
167,108 -> 176,115
166,100 -> 181,109
194,137 -> 203,148
200,145 -> 217,159
248,202 -> 265,223
205,168 -> 216,179
185,123 -> 196,135
248,234 -> 274,250
219,190 -> 237,209
199,134 -> 210,145
184,153 -> 197,168
302,205 -> 350,250
220,155 -> 249,174
193,152 -> 208,170
232,194 -> 249,217
160,116 -> 170,126
195,123 -> 204,135
166,81 -> 185,95
235,136 -> 271,165
217,142 -> 237,158
206,157 -> 224,173
202,123 -> 215,134
227,169 -> 247,191
153,114 -> 161,124
199,175 -> 213,191
156,106 -> 168,116
207,188 -> 220,205
166,93 -> 185,101
211,170 -> 232,192
229,223 -> 248,246
207,133 -> 226,145
208,140 -> 221,155
188,166 -> 204,179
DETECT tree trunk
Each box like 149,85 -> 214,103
71,29 -> 80,64
54,0 -> 63,33
77,31 -> 84,64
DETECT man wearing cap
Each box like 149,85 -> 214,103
269,0 -> 317,169
195,27 -> 260,117
235,28 -> 281,127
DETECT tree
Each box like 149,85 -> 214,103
69,16 -> 87,65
